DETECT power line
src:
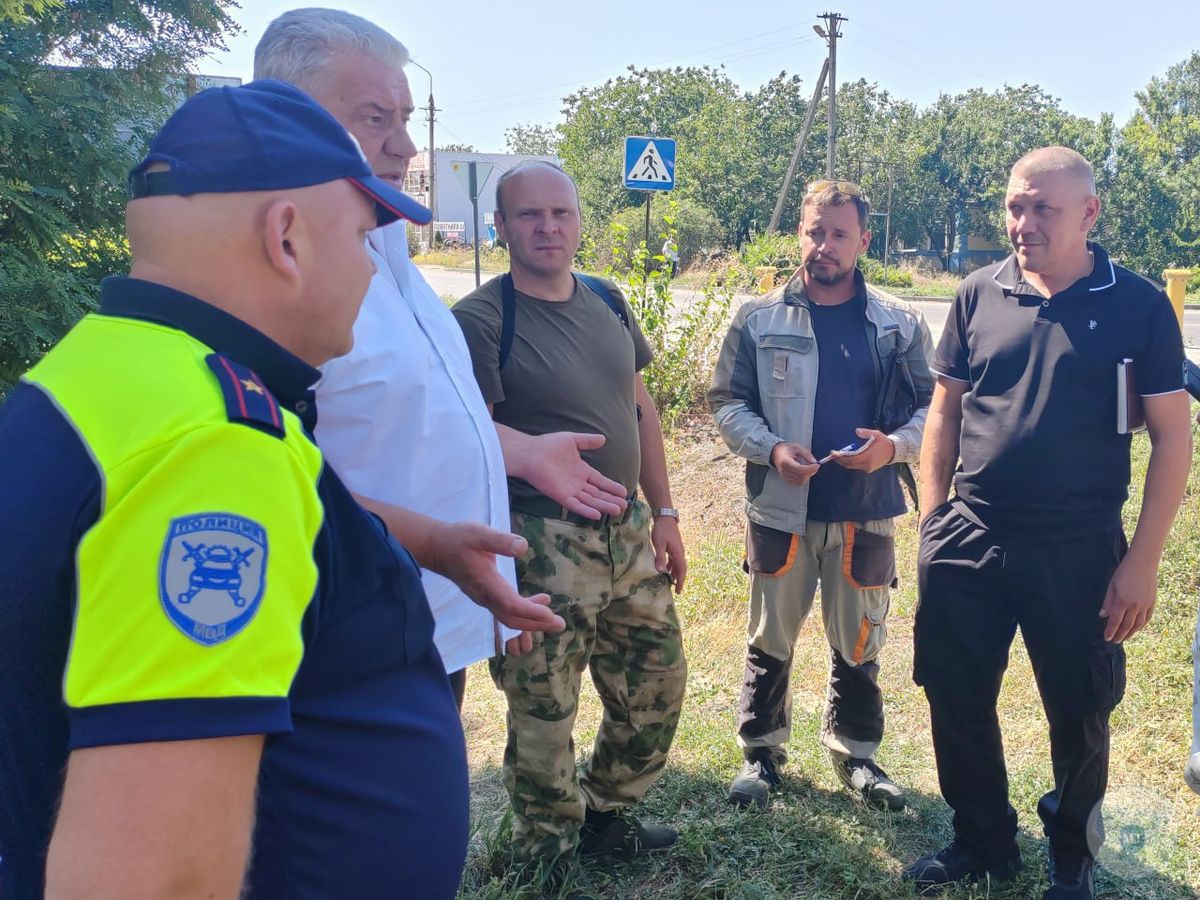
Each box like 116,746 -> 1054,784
849,34 -> 949,84
855,20 -> 992,83
443,28 -> 820,114
445,34 -> 823,122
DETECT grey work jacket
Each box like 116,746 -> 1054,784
707,272 -> 934,535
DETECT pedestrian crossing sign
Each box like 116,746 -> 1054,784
623,136 -> 676,191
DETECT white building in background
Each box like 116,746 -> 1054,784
405,151 -> 561,248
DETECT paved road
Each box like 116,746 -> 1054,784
419,265 -> 1200,362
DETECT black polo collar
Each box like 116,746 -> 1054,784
99,277 -> 321,413
991,242 -> 1117,298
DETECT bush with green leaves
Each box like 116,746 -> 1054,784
603,214 -> 733,431
740,231 -> 801,271
602,197 -> 722,275
0,1 -> 237,393
857,254 -> 914,288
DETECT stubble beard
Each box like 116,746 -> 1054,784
805,258 -> 852,286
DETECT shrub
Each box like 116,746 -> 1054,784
858,255 -> 914,288
604,197 -> 722,275
0,254 -> 97,395
740,232 -> 801,271
603,218 -> 734,432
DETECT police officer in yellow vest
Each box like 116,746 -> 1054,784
0,80 -> 562,899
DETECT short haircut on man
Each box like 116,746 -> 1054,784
254,7 -> 409,96
1010,146 -> 1097,195
494,160 -> 576,219
802,181 -> 870,232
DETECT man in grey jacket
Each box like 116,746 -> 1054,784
708,180 -> 933,811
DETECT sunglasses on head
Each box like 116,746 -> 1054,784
806,179 -> 863,197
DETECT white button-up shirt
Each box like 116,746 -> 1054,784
315,221 -> 516,673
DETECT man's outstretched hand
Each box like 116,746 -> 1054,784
502,429 -> 628,519
425,521 -> 564,634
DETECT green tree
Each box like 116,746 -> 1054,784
504,122 -> 560,156
557,65 -> 796,247
0,1 -> 237,390
437,143 -> 476,152
1104,52 -> 1200,279
0,0 -> 58,21
914,84 -> 1110,266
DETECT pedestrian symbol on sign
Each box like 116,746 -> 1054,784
628,142 -> 671,183
623,136 -> 676,192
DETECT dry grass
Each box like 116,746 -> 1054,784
459,417 -> 1200,899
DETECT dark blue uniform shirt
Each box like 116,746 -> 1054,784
0,278 -> 468,899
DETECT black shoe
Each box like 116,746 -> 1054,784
832,755 -> 906,811
902,842 -> 1023,896
579,808 -> 677,860
1044,852 -> 1094,899
728,748 -> 782,809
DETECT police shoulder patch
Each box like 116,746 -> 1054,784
159,512 -> 269,646
205,353 -> 285,437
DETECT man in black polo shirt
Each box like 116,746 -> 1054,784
904,147 -> 1192,899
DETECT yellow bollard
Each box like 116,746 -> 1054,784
1163,268 -> 1192,329
754,266 -> 778,294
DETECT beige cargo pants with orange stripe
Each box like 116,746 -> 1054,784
737,517 -> 894,764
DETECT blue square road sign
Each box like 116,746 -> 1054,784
624,136 -> 676,191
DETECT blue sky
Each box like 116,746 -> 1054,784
203,0 -> 1200,151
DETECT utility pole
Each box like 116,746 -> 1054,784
814,12 -> 846,179
768,57 -> 828,233
411,61 -> 438,250
859,157 -> 897,278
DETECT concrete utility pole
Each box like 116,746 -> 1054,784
814,12 -> 846,179
411,61 -> 437,249
768,58 -> 829,233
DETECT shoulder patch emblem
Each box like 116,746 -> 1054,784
159,513 -> 268,646
205,353 -> 285,437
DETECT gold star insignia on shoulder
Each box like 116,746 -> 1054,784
241,378 -> 264,395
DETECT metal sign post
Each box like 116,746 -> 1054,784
623,136 -> 677,265
469,163 -> 481,287
452,159 -> 495,287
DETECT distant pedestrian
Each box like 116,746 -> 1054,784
662,236 -> 679,278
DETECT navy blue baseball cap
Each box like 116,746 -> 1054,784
128,78 -> 431,227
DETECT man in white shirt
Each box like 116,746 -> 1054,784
254,8 -> 628,703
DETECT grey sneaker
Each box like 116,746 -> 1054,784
832,755 -> 906,811
728,748 -> 782,809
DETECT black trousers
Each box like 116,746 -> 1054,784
448,667 -> 467,711
915,500 -> 1127,861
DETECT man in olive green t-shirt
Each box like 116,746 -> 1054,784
453,161 -> 687,875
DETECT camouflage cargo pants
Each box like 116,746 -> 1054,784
491,500 -> 687,860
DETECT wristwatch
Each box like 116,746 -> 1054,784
653,507 -> 680,520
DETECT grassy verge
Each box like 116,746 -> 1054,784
459,415 -> 1200,898
414,246 -> 510,271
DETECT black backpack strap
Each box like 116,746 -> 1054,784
500,272 -> 627,371
575,272 -> 629,329
499,272 -> 516,370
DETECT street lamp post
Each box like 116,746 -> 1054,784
410,60 -> 435,251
